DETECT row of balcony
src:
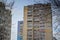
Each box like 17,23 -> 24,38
27,13 -> 51,18
28,6 -> 49,12
27,34 -> 45,39
27,18 -> 51,22
27,13 -> 44,16
27,23 -> 51,28
27,19 -> 40,22
27,17 -> 46,20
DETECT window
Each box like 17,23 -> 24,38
27,17 -> 32,21
34,22 -> 39,26
40,17 -> 46,21
40,22 -> 45,24
27,38 -> 32,40
46,23 -> 51,27
27,29 -> 32,35
28,11 -> 32,13
27,11 -> 32,16
28,35 -> 32,37
33,13 -> 39,16
34,30 -> 37,34
33,17 -> 39,22
33,9 -> 39,12
33,23 -> 39,28
27,22 -> 33,27
27,17 -> 32,22
27,31 -> 32,35
33,30 -> 39,38
27,29 -> 32,40
40,25 -> 45,27
34,38 -> 39,40
40,31 -> 45,40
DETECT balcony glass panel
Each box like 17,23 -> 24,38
33,23 -> 40,27
27,22 -> 33,27
33,18 -> 39,22
27,38 -> 32,40
27,11 -> 32,16
27,17 -> 32,21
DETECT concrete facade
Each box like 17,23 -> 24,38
17,21 -> 23,40
23,3 -> 53,40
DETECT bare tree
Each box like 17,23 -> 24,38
0,0 -> 15,40
5,0 -> 15,9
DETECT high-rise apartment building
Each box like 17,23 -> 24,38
23,3 -> 53,40
17,21 -> 23,40
0,2 -> 11,40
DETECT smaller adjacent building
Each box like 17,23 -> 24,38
17,21 -> 23,40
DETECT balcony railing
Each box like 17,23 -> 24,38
27,13 -> 32,16
33,12 -> 40,16
27,11 -> 32,16
27,31 -> 32,35
34,19 -> 39,22
27,17 -> 32,22
27,19 -> 32,21
33,18 -> 39,22
28,24 -> 33,27
33,24 -> 40,27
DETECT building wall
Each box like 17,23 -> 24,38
23,3 -> 53,40
23,6 -> 28,40
17,21 -> 23,40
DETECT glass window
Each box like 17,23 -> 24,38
34,23 -> 39,27
40,25 -> 45,27
27,38 -> 32,40
27,31 -> 32,35
27,29 -> 32,35
40,31 -> 45,40
27,17 -> 32,21
33,17 -> 39,22
27,22 -> 33,27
